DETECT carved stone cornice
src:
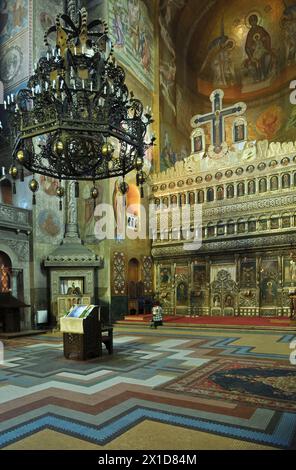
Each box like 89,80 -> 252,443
203,193 -> 296,220
150,139 -> 296,188
152,232 -> 296,258
44,243 -> 103,268
0,204 -> 31,230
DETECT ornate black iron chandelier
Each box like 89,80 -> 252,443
0,3 -> 154,207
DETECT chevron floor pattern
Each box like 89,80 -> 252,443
0,325 -> 295,450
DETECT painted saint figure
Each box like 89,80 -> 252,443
160,268 -> 170,284
234,123 -> 245,142
248,180 -> 255,194
244,14 -> 275,82
112,7 -> 125,47
213,294 -> 221,307
290,260 -> 296,281
177,282 -> 188,304
193,135 -> 203,152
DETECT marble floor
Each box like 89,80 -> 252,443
0,325 -> 295,450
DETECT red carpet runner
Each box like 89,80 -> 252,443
122,314 -> 295,327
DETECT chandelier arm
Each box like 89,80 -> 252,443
60,14 -> 79,36
87,20 -> 106,30
64,0 -> 81,21
45,25 -> 58,44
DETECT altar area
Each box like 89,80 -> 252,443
151,90 -> 296,318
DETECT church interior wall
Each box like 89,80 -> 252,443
2,0 -> 296,326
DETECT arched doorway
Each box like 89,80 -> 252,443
127,258 -> 144,314
0,251 -> 12,293
0,179 -> 13,205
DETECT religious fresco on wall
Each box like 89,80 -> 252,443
35,174 -> 64,244
255,105 -> 284,139
81,181 -> 104,243
112,179 -> 125,240
160,129 -> 189,171
196,0 -> 296,99
0,28 -> 30,92
157,0 -> 296,170
200,18 -> 237,89
0,0 -> 28,45
37,208 -> 62,238
111,177 -> 142,240
0,1 -> 30,95
40,176 -> 59,196
243,12 -> 276,87
32,0 -> 61,60
160,49 -> 176,115
107,0 -> 154,91
159,0 -> 186,112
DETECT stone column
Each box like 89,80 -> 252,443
255,178 -> 259,193
63,181 -> 82,244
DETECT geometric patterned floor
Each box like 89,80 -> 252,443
0,325 -> 295,450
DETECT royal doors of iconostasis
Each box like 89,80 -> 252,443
210,269 -> 238,316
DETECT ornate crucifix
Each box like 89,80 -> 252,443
190,89 -> 246,153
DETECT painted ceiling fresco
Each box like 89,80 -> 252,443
189,0 -> 296,101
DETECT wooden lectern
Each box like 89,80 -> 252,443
60,305 -> 113,360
